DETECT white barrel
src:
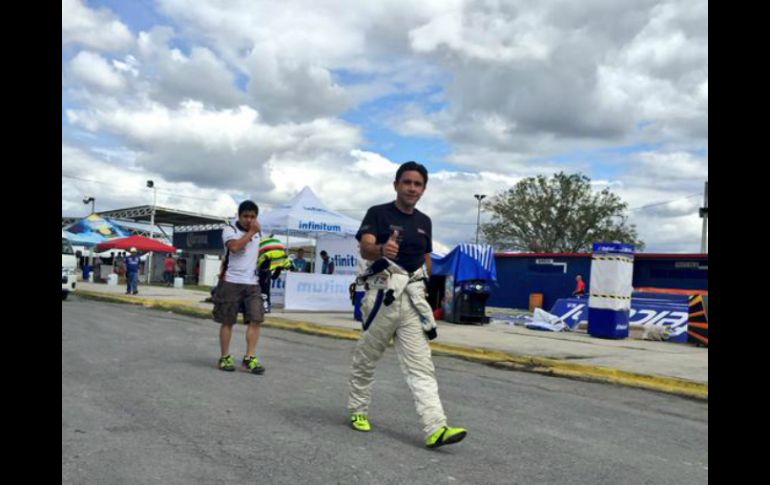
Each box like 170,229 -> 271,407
587,242 -> 635,339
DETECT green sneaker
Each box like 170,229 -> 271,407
425,426 -> 467,449
242,355 -> 265,375
350,413 -> 371,432
218,355 -> 235,372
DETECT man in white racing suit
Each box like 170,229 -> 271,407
347,161 -> 468,449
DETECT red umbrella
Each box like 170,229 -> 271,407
96,235 -> 176,253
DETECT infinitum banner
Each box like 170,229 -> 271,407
284,272 -> 356,311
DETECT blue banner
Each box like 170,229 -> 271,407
550,296 -> 689,343
592,242 -> 635,254
64,215 -> 130,246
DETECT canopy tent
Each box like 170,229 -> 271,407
96,235 -> 176,253
430,244 -> 497,283
63,214 -> 130,247
259,186 -> 362,277
259,186 -> 360,238
69,245 -> 151,260
258,187 -> 363,311
92,249 -> 149,260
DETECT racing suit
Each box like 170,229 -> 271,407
347,258 -> 446,435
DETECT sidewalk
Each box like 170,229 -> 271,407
72,282 -> 708,400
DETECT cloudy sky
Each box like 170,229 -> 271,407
62,0 -> 708,253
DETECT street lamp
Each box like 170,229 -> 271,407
82,196 -> 96,274
82,196 -> 95,214
146,180 -> 157,283
146,180 -> 157,238
474,194 -> 487,245
699,180 -> 708,253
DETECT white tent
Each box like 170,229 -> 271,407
259,187 -> 362,311
259,186 -> 360,238
259,186 -> 362,276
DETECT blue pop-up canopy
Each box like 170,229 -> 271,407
430,244 -> 497,283
63,214 -> 130,247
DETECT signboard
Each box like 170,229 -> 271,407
550,296 -> 689,343
283,272 -> 355,311
173,229 -> 223,252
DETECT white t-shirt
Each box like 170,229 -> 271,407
222,221 -> 259,285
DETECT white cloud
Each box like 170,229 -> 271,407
400,0 -> 708,172
66,100 -> 363,192
632,213 -> 704,252
62,144 -> 238,217
618,150 -> 708,193
620,0 -> 708,80
69,51 -> 126,92
244,53 -> 350,122
637,151 -> 707,180
410,6 -> 554,63
62,0 -> 134,52
153,0 -> 452,121
387,104 -> 444,137
350,149 -> 400,177
135,27 -> 247,109
112,55 -> 140,77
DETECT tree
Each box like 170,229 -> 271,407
481,172 -> 644,252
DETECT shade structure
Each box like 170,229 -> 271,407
96,235 -> 176,253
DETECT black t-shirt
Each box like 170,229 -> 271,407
356,202 -> 432,272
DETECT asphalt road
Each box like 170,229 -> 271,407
62,297 -> 708,484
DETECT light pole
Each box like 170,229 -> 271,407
82,196 -> 96,271
146,180 -> 157,283
82,196 -> 95,214
474,194 -> 486,245
699,181 -> 708,253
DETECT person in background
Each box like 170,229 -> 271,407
114,252 -> 126,285
212,200 -> 266,375
573,274 -> 587,297
163,253 -> 175,286
292,248 -> 309,273
320,250 -> 335,274
125,247 -> 141,295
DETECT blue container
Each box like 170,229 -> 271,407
587,307 -> 630,339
